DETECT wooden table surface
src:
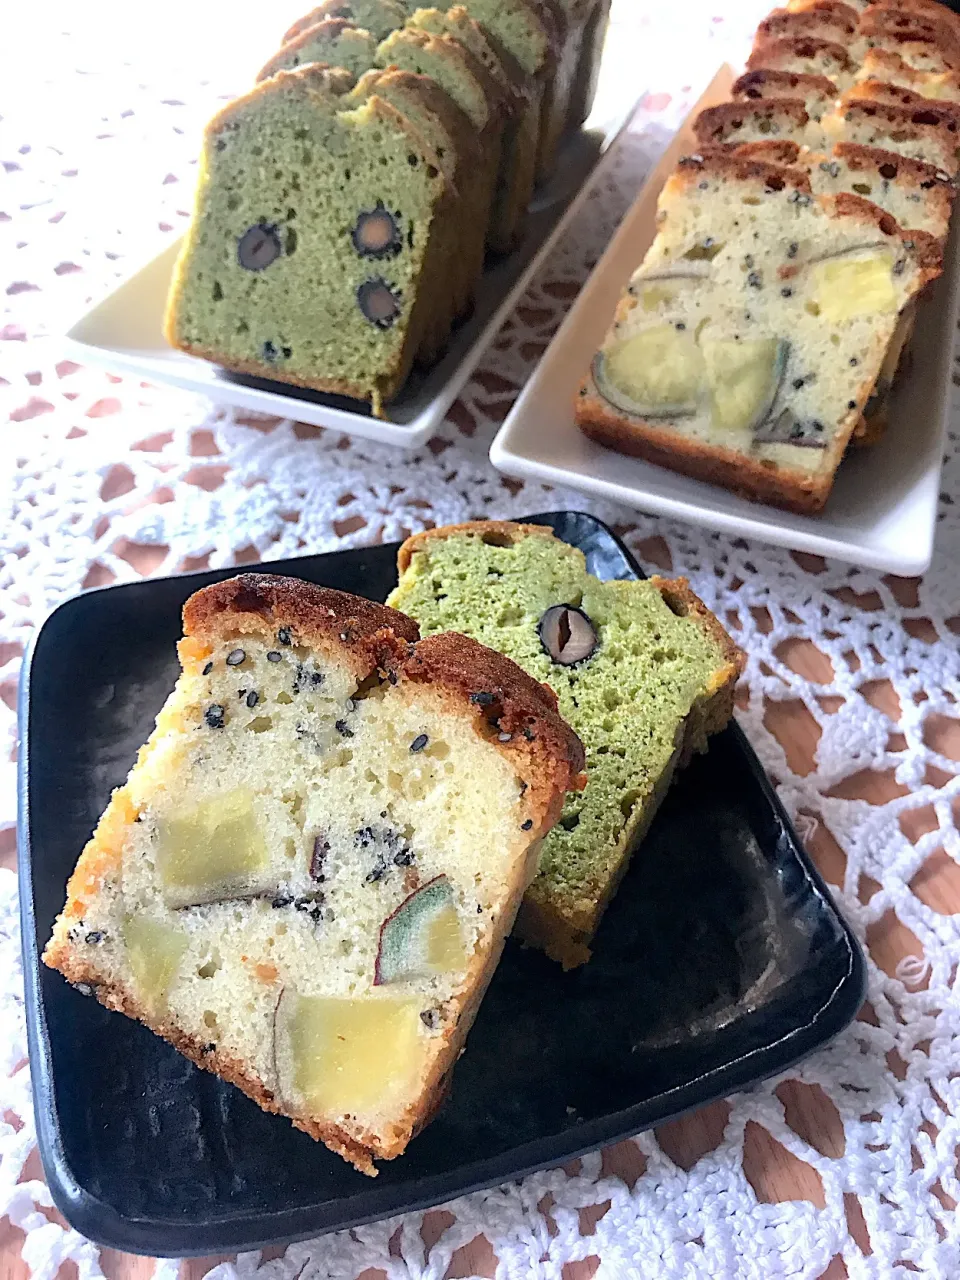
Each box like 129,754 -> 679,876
6,618 -> 951,1280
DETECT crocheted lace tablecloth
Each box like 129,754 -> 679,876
3,2 -> 960,1277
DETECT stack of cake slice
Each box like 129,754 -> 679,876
164,0 -> 612,411
576,0 -> 960,511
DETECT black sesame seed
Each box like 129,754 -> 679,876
267,650 -> 283,663
277,628 -> 292,645
203,1042 -> 216,1053
388,670 -> 398,685
747,271 -> 762,288
85,930 -> 105,944
205,704 -> 225,729
521,819 -> 533,831
394,850 -> 413,866
271,895 -> 294,908
675,322 -> 686,330
520,780 -> 528,794
420,1008 -> 439,1029
793,377 -> 806,390
310,671 -> 325,685
226,648 -> 246,666
850,357 -> 859,366
470,691 -> 494,705
410,733 -> 429,753
246,689 -> 259,708
336,719 -> 354,738
847,400 -> 857,410
787,242 -> 798,258
781,287 -> 793,297
202,661 -> 213,675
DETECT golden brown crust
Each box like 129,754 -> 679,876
836,95 -> 960,153
575,397 -> 835,514
824,192 -> 943,273
256,19 -> 359,84
706,139 -> 804,166
168,335 -> 407,410
673,150 -> 812,194
284,7 -> 333,43
693,99 -> 810,148
183,573 -> 419,681
758,3 -> 858,42
746,35 -> 854,75
832,138 -> 955,186
845,78 -> 960,122
859,48 -> 960,99
859,5 -> 960,54
732,68 -> 839,104
392,631 -> 587,823
44,955 -> 384,1175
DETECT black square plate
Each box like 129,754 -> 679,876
19,512 -> 865,1257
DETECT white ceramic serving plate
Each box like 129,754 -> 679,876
491,66 -> 960,575
64,101 -> 641,450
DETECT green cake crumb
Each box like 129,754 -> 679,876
389,523 -> 742,966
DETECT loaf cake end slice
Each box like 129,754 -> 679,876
389,522 -> 744,967
43,573 -> 585,1173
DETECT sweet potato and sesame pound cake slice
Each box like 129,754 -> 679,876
574,154 -> 942,513
388,522 -> 744,968
163,65 -> 456,414
43,573 -> 585,1175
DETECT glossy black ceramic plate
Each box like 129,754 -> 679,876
19,512 -> 865,1257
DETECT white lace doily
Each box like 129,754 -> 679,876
3,2 -> 960,1277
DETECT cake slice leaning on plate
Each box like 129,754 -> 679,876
43,573 -> 585,1175
388,521 -> 744,968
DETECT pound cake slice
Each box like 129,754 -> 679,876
856,48 -> 960,102
388,522 -> 743,968
284,0 -> 407,41
803,142 -> 955,239
574,153 -> 942,513
257,18 -> 379,80
349,67 -> 483,354
408,5 -> 536,252
746,35 -> 856,86
43,574 -> 585,1174
164,66 -> 455,413
732,68 -> 839,119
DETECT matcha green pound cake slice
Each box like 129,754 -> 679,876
257,19 -> 380,81
407,5 -> 538,251
376,26 -> 506,254
284,0 -> 408,43
350,68 -> 483,357
389,521 -> 744,968
164,66 -> 454,413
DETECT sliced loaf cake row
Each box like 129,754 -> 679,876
575,0 -> 959,511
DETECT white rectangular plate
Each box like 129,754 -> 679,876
64,103 -> 640,450
490,65 -> 960,575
